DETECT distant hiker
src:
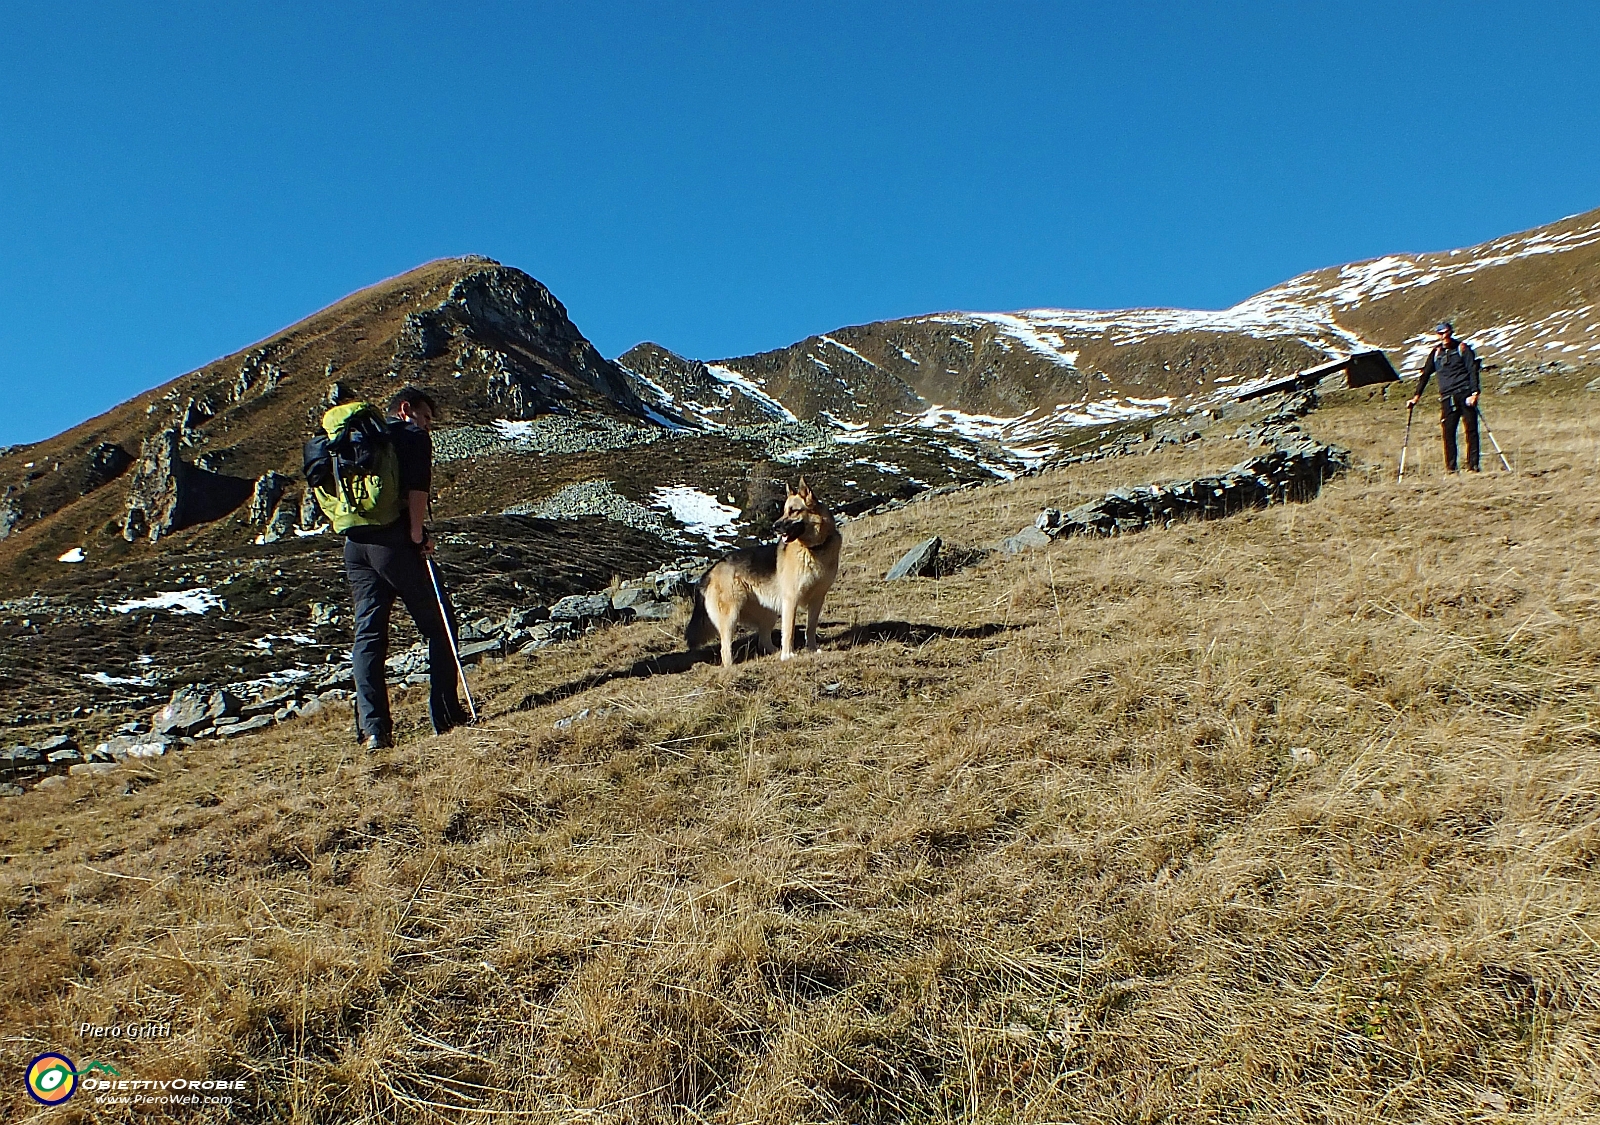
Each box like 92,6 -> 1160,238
1408,321 -> 1481,472
305,387 -> 469,749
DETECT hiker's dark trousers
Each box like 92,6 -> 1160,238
345,537 -> 455,739
1441,396 -> 1480,472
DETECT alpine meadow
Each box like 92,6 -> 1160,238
1,207 -> 1598,1122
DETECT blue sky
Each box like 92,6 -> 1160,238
1,1 -> 1596,445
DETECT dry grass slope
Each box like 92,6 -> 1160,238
2,380 -> 1597,1123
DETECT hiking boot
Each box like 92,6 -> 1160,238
360,731 -> 393,751
429,695 -> 472,735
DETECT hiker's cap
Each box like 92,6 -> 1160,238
1435,321 -> 1453,333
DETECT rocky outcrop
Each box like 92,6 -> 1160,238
232,348 -> 283,402
398,265 -> 650,420
122,428 -> 253,543
248,472 -> 292,525
259,497 -> 299,543
1017,439 -> 1349,548
153,685 -> 239,737
84,442 -> 134,492
0,493 -> 19,541
176,394 -> 219,442
122,429 -> 185,542
618,343 -> 716,398
300,491 -> 326,530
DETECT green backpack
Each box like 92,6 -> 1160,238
302,402 -> 403,533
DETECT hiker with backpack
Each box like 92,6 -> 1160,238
1408,321 -> 1482,473
305,387 -> 471,748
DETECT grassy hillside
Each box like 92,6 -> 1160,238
2,378 -> 1597,1122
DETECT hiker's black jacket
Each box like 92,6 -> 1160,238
345,418 -> 432,546
1415,341 -> 1480,401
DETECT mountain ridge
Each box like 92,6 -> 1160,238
1,205 -> 1595,591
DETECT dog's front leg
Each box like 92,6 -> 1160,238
805,600 -> 822,652
779,599 -> 797,660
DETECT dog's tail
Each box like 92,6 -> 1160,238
684,584 -> 717,650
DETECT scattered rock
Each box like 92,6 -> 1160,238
504,606 -> 549,630
654,568 -> 699,600
1232,390 -> 1319,448
549,594 -> 614,622
316,665 -> 355,691
553,706 -> 615,731
1289,746 -> 1319,766
5,745 -> 43,768
457,638 -> 505,665
309,602 -> 342,627
0,783 -> 23,797
70,761 -> 120,777
1001,526 -> 1052,553
94,734 -> 169,761
886,536 -> 942,580
154,686 -> 239,737
219,715 -> 273,738
35,775 -> 67,790
519,621 -> 577,653
611,586 -> 659,612
241,692 -> 294,717
503,479 -> 677,540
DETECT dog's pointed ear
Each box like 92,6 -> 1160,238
796,476 -> 814,500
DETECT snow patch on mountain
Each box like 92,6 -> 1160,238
110,588 -> 225,616
650,486 -> 742,544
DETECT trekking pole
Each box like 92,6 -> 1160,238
1397,402 -> 1415,482
1474,403 -> 1514,472
427,557 -> 478,723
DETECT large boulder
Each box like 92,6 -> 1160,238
886,536 -> 941,580
549,594 -> 615,622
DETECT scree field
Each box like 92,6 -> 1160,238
2,376 -> 1596,1123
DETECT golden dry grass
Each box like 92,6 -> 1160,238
2,380 -> 1597,1123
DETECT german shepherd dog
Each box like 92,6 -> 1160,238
685,478 -> 841,667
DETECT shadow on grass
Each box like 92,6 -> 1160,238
504,619 -> 1013,713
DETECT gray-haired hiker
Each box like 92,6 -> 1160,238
1408,321 -> 1481,472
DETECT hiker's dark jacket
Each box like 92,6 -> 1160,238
1415,341 -> 1480,401
345,419 -> 431,546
